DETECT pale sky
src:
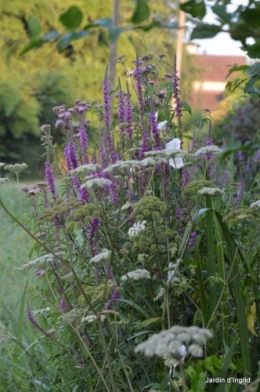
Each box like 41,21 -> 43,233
191,0 -> 249,56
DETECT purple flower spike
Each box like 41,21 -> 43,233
117,90 -> 126,133
45,161 -> 57,199
149,111 -> 162,150
105,286 -> 119,309
102,76 -> 112,129
139,132 -> 150,159
172,57 -> 182,134
59,299 -> 67,313
26,307 -> 38,327
188,232 -> 197,248
64,141 -> 79,170
125,92 -> 133,139
134,59 -> 145,122
79,124 -> 89,164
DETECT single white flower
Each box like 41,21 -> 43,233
158,120 -> 167,131
166,138 -> 184,169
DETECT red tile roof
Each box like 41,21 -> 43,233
193,55 -> 247,82
189,55 -> 247,111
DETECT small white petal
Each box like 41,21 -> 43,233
158,120 -> 167,131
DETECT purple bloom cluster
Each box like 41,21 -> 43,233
139,132 -> 150,159
59,298 -> 67,313
149,111 -> 162,150
134,59 -> 145,121
45,160 -> 56,199
78,124 -> 89,164
125,92 -> 133,139
188,232 -> 197,248
64,141 -> 79,171
117,90 -> 126,133
172,58 -> 182,131
105,286 -> 120,309
88,217 -> 100,256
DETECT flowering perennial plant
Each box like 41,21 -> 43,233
1,55 -> 260,392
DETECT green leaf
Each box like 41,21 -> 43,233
19,39 -> 45,56
131,0 -> 151,24
180,0 -> 206,19
19,30 -> 60,56
137,20 -> 161,31
28,16 -> 41,41
57,31 -> 92,51
17,280 -> 28,344
43,30 -> 60,41
226,64 -> 250,79
240,6 -> 260,29
59,6 -> 83,31
181,101 -> 192,114
93,18 -> 113,28
191,23 -> 222,40
246,41 -> 260,59
211,4 -> 231,24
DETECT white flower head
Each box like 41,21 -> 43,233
250,200 -> 260,209
0,177 -> 9,186
194,146 -> 223,157
166,138 -> 184,169
70,164 -> 101,176
81,178 -> 112,189
90,249 -> 111,264
4,163 -> 28,174
0,163 -> 5,169
198,187 -> 224,196
121,269 -> 151,282
135,326 -> 213,360
128,220 -> 147,239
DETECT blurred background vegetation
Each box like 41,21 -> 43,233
0,0 -> 198,177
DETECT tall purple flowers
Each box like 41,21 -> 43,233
45,160 -> 56,199
78,124 -> 89,164
134,59 -> 145,123
172,57 -> 182,138
149,111 -> 162,150
64,141 -> 78,171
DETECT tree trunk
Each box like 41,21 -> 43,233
108,0 -> 120,86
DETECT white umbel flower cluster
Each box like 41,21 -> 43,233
194,146 -> 223,157
81,178 -> 112,189
128,220 -> 147,239
4,163 -> 28,174
121,269 -> 151,282
135,326 -> 213,360
250,200 -> 260,209
198,187 -> 224,196
70,164 -> 101,176
0,177 -> 9,186
15,253 -> 63,271
90,249 -> 111,263
81,313 -> 106,323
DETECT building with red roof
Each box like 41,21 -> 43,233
188,50 -> 247,112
